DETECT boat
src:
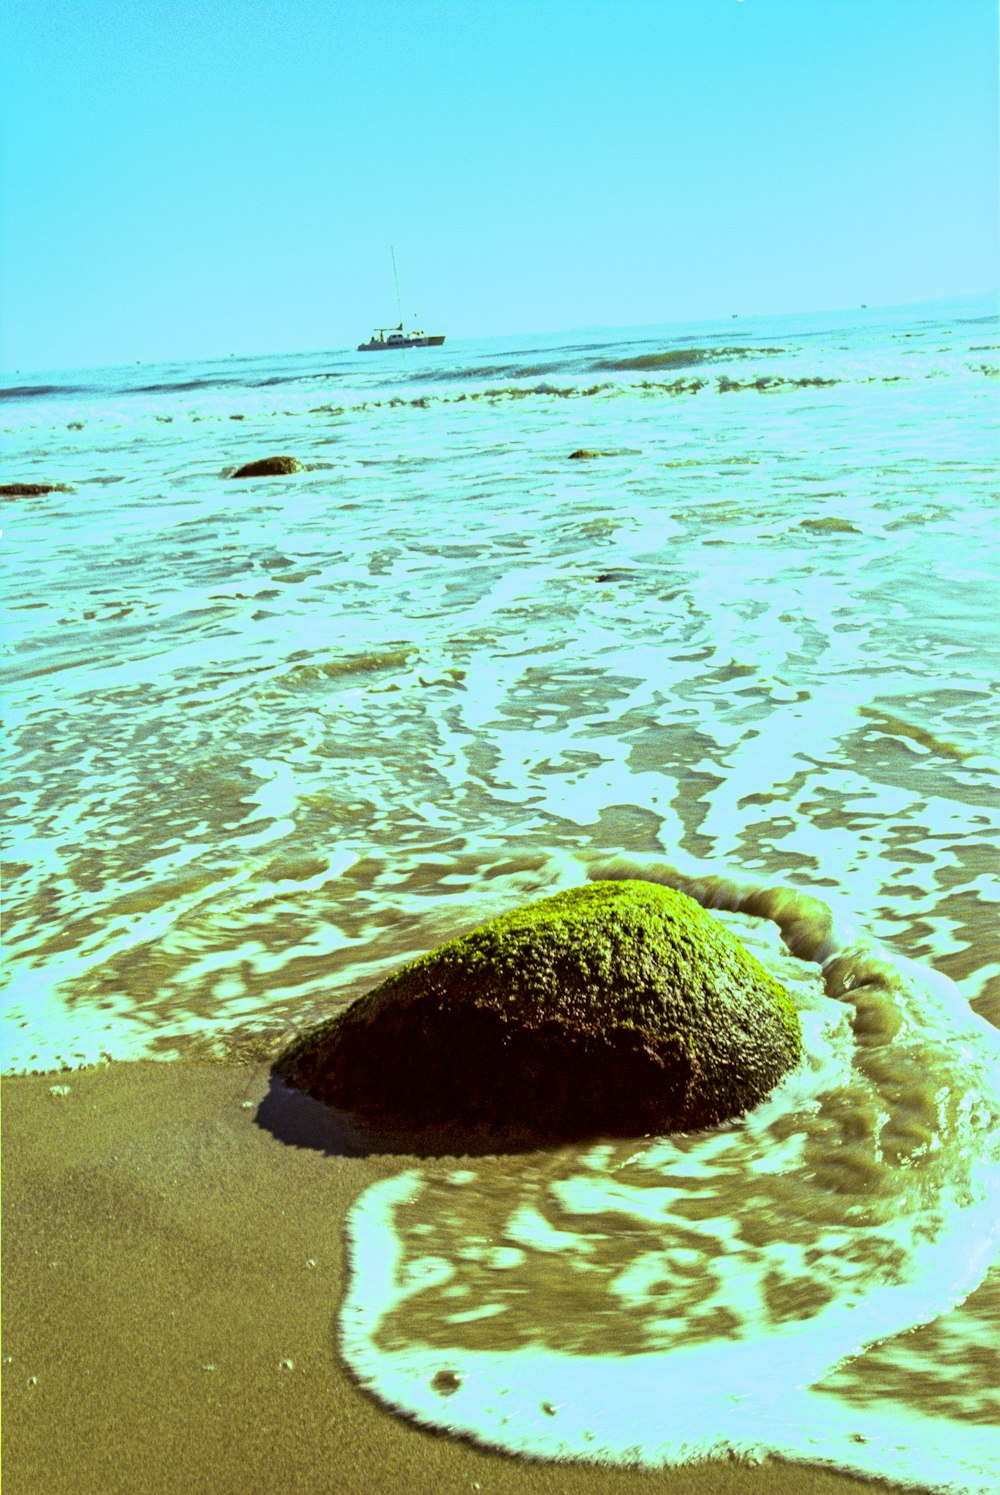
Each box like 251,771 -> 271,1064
358,325 -> 446,351
358,249 -> 445,351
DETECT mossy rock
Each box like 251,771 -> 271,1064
228,455 -> 303,478
275,881 -> 802,1142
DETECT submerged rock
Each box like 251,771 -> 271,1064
275,880 -> 802,1142
228,456 -> 303,478
0,481 -> 73,496
567,447 -> 639,461
799,516 -> 861,534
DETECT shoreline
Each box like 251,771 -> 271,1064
1,1058 -> 916,1495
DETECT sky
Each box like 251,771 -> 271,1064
1,0 -> 997,372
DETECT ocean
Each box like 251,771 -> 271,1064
2,294 -> 998,1491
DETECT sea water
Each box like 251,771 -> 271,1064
2,294 -> 998,1489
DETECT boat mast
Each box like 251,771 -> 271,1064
390,246 -> 403,328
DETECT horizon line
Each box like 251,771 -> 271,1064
2,285 -> 997,381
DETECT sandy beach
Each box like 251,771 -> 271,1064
4,2 -> 996,1489
1,1059 -> 916,1495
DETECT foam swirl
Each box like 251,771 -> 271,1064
339,867 -> 1000,1493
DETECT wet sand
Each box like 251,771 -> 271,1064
2,1059 -> 913,1495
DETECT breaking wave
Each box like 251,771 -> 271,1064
590,343 -> 785,372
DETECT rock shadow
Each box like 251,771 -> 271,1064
255,1073 -> 565,1160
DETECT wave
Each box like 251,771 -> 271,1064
717,373 -> 838,391
0,382 -> 94,401
591,343 -> 785,373
311,372 -> 857,417
251,371 -> 345,388
133,376 -> 246,394
409,362 -> 572,384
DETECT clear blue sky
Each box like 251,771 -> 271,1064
1,0 -> 997,371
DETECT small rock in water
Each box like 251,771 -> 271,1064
275,880 -> 802,1143
799,516 -> 861,534
0,482 -> 73,496
228,456 -> 303,478
567,447 -> 638,460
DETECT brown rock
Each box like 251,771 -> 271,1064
0,482 -> 73,496
275,880 -> 802,1144
229,456 -> 304,478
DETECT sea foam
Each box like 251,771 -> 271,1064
339,867 -> 1000,1494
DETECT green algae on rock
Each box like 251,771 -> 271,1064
275,881 -> 802,1142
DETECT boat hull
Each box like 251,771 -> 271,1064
358,334 -> 446,351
